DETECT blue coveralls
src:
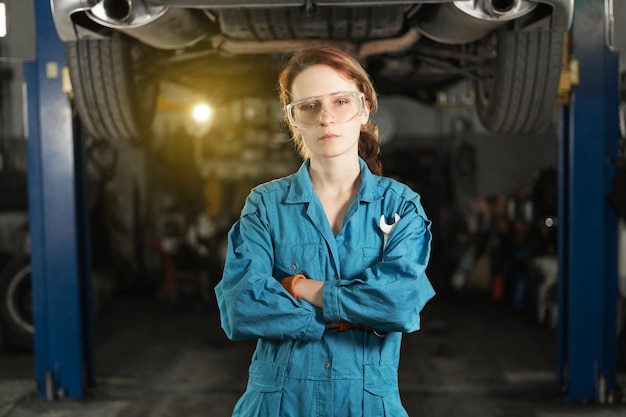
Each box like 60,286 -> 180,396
215,158 -> 435,417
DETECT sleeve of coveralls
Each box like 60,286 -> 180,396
215,195 -> 326,342
322,200 -> 436,334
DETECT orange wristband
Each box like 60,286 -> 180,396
280,274 -> 307,299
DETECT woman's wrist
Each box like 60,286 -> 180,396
281,274 -> 307,299
296,279 -> 324,308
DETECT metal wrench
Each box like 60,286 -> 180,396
379,213 -> 401,260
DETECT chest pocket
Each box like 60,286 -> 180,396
362,247 -> 382,270
273,242 -> 322,279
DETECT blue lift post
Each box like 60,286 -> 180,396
558,0 -> 620,403
23,1 -> 94,398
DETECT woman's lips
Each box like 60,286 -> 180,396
319,133 -> 339,141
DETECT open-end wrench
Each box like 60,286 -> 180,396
379,213 -> 401,260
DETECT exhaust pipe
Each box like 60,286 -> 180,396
212,26 -> 421,59
87,0 -> 213,49
485,0 -> 520,16
415,0 -> 537,45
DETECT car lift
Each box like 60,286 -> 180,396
22,0 -> 620,403
23,0 -> 94,399
557,0 -> 621,404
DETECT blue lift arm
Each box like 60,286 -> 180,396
558,0 -> 620,404
23,0 -> 94,399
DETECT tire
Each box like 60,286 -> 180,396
0,255 -> 103,351
65,32 -> 159,142
475,28 -> 565,134
0,256 -> 34,350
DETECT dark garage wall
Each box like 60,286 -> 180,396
378,95 -> 558,197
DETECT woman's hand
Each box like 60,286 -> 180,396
325,321 -> 374,332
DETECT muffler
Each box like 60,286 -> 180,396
415,0 -> 537,45
87,0 -> 213,49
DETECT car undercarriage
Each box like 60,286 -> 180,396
51,0 -> 574,140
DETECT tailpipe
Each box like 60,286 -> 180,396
87,0 -> 212,49
415,0 -> 537,45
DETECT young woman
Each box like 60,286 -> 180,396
215,46 -> 435,417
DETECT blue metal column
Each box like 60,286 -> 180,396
558,0 -> 620,403
23,1 -> 94,398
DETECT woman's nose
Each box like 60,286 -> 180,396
318,108 -> 335,125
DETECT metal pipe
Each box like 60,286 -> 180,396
87,0 -> 213,49
102,0 -> 131,21
415,0 -> 537,45
485,0 -> 519,16
211,26 -> 421,59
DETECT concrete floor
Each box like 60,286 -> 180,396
1,291 -> 625,417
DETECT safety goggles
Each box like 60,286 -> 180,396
286,91 -> 366,129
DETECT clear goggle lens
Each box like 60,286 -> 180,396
287,91 -> 365,129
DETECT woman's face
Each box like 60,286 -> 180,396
290,65 -> 370,161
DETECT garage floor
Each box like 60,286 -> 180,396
1,291 -> 625,417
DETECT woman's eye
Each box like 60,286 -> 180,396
300,102 -> 319,112
335,98 -> 350,106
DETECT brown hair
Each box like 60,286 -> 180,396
278,46 -> 383,175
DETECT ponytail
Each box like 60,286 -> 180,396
358,123 -> 383,176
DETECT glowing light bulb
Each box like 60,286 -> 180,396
192,103 -> 212,122
0,3 -> 7,38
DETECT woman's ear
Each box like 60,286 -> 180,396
361,106 -> 371,125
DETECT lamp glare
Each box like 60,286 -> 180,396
0,3 -> 7,38
192,103 -> 212,122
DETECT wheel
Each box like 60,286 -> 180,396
0,255 -> 103,351
65,32 -> 159,142
0,256 -> 34,350
475,28 -> 565,134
